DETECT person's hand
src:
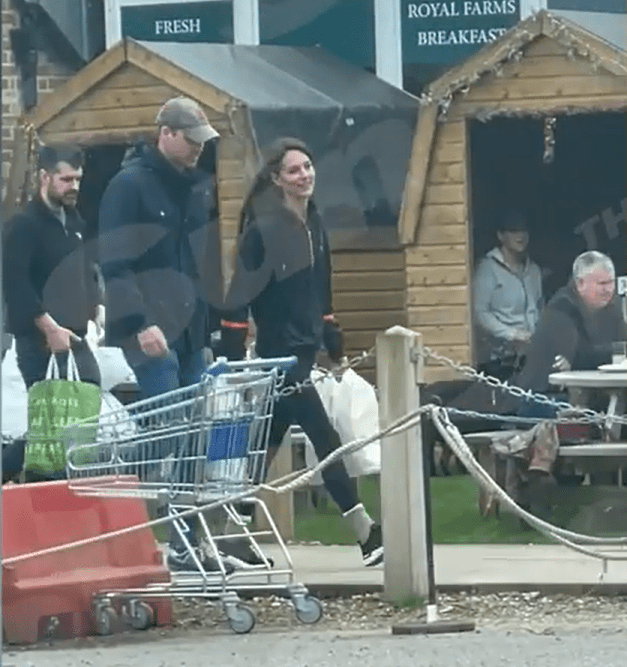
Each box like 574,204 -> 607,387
137,325 -> 169,358
510,328 -> 531,343
552,354 -> 571,372
323,320 -> 344,364
35,313 -> 80,352
45,324 -> 79,353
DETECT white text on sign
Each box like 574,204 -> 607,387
154,18 -> 202,36
407,1 -> 517,18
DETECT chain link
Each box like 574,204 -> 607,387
420,345 -> 627,426
272,341 -> 625,427
275,347 -> 376,398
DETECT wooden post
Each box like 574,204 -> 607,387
376,326 -> 430,602
256,430 -> 294,542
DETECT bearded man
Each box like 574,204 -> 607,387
3,144 -> 101,388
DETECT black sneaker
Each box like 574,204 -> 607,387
360,524 -> 383,567
219,538 -> 274,569
167,548 -> 235,575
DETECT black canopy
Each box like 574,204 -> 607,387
139,41 -> 419,231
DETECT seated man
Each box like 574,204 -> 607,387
513,250 -> 626,416
473,210 -> 543,381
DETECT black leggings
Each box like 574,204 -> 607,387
266,353 -> 357,513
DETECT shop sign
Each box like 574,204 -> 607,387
402,0 -> 521,65
120,1 -> 233,43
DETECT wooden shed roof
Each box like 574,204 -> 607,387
398,10 -> 627,245
424,10 -> 627,108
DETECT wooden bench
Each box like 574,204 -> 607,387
559,443 -> 627,486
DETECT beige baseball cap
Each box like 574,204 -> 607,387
156,97 -> 219,144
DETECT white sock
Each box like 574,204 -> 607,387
342,503 -> 374,544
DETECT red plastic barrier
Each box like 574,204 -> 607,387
2,479 -> 172,644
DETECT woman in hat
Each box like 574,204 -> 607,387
473,210 -> 544,380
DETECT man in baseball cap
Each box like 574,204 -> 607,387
156,96 -> 219,146
99,96 -> 226,572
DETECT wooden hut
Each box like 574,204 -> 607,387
13,39 -> 418,380
399,11 -> 627,382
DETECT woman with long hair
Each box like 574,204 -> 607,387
220,138 -> 383,567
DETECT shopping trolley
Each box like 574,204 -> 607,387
64,357 -> 323,635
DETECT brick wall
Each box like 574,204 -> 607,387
1,0 -> 73,201
2,0 -> 20,196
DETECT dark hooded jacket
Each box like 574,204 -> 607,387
3,197 -> 100,337
513,281 -> 626,393
98,144 -> 221,350
223,201 -> 333,359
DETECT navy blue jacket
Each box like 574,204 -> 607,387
223,202 -> 334,359
3,198 -> 100,337
99,144 -> 222,350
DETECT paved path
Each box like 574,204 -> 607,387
265,543 -> 627,593
9,628 -> 627,667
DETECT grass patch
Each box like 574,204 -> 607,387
392,594 -> 426,610
293,474 -> 618,545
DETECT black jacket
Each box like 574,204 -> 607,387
3,198 -> 100,337
99,144 -> 221,350
514,281 -> 626,393
223,202 -> 333,359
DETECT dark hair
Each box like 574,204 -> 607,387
37,144 -> 84,172
238,137 -> 314,234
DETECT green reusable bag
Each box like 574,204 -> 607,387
25,351 -> 101,475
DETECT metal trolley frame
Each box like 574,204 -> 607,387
64,357 -> 323,634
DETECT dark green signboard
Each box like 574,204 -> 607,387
402,0 -> 520,65
259,0 -> 375,70
121,1 -> 233,43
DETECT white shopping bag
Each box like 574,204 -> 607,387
97,390 -> 138,443
305,368 -> 381,480
92,346 -> 137,392
1,340 -> 27,437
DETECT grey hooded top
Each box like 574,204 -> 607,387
473,247 -> 543,363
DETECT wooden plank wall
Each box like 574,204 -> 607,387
332,250 -> 407,383
40,64 -> 231,144
407,35 -> 627,382
217,135 -> 247,289
405,115 -> 470,382
448,37 -> 627,120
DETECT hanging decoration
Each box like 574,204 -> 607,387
542,116 -> 557,164
17,119 -> 42,206
420,10 -> 627,121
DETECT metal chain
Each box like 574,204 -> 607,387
275,347 -> 376,398
420,345 -> 627,427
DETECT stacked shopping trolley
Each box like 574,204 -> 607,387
64,357 -> 323,634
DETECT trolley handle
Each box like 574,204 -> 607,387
206,356 -> 298,376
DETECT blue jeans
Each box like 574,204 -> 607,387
125,346 -> 206,400
124,342 -> 206,552
517,393 -> 567,420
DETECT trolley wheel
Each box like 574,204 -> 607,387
130,601 -> 155,631
95,606 -> 117,636
226,604 -> 256,634
294,596 -> 323,625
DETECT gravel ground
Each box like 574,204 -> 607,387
6,591 -> 627,656
169,591 -> 627,634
